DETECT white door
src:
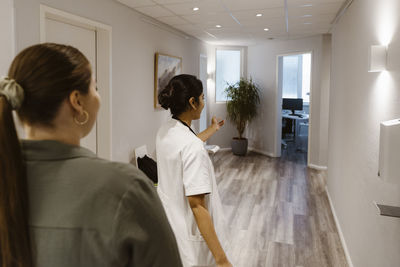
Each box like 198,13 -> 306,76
45,18 -> 97,153
199,55 -> 208,133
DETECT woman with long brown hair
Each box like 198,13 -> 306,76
0,43 -> 182,267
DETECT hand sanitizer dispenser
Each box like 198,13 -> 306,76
379,119 -> 400,184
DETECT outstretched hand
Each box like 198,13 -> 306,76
197,116 -> 225,142
211,116 -> 225,131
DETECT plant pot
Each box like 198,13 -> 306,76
231,138 -> 248,156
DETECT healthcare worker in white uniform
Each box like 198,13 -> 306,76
156,74 -> 232,267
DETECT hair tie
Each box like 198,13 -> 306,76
0,76 -> 25,110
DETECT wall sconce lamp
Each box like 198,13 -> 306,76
368,45 -> 387,72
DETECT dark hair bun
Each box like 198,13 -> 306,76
158,74 -> 203,116
158,86 -> 173,110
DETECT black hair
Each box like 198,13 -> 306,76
158,74 -> 203,117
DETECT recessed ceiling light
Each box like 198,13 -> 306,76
304,22 -> 312,25
256,13 -> 262,17
216,25 -> 222,28
193,7 -> 199,11
302,14 -> 312,17
301,4 -> 313,7
264,28 -> 269,31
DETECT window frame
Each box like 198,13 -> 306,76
281,52 -> 312,106
215,47 -> 244,103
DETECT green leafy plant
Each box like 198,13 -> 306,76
225,77 -> 261,139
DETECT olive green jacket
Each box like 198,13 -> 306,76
22,140 -> 182,267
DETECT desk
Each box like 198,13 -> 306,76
282,113 -> 309,120
282,113 -> 309,144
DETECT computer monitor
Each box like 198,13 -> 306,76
282,98 -> 303,115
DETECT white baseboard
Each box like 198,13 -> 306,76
325,186 -> 354,267
216,147 -> 277,158
248,147 -> 277,157
308,163 -> 328,170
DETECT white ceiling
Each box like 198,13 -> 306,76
117,0 -> 346,45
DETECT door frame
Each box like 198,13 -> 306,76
199,54 -> 208,133
275,51 -> 313,165
40,5 -> 112,160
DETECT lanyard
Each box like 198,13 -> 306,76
172,115 -> 197,136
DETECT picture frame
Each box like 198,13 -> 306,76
154,53 -> 182,108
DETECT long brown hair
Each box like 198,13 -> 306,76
0,43 -> 91,267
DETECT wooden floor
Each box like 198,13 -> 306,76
213,144 -> 348,267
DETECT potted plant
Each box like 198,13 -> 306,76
225,77 -> 261,156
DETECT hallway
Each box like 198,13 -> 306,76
214,145 -> 348,267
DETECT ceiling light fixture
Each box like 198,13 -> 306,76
304,22 -> 312,25
193,7 -> 199,11
301,4 -> 313,7
216,25 -> 222,28
256,13 -> 262,17
264,28 -> 269,31
302,15 -> 312,17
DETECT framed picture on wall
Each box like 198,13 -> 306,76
154,53 -> 182,108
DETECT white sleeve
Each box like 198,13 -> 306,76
181,141 -> 212,196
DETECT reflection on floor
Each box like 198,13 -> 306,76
213,144 -> 348,267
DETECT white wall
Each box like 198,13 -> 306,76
328,0 -> 400,266
0,0 -> 14,76
247,35 -> 331,166
13,0 -> 208,162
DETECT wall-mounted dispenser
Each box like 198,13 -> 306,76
379,119 -> 400,184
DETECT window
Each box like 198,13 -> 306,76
216,49 -> 241,102
281,53 -> 311,104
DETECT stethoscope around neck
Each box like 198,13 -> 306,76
172,115 -> 197,136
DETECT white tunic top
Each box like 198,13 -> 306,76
156,118 -> 228,267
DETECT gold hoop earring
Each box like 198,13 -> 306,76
74,110 -> 89,125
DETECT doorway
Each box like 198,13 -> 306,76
276,52 -> 312,161
40,5 -> 112,159
45,17 -> 97,152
